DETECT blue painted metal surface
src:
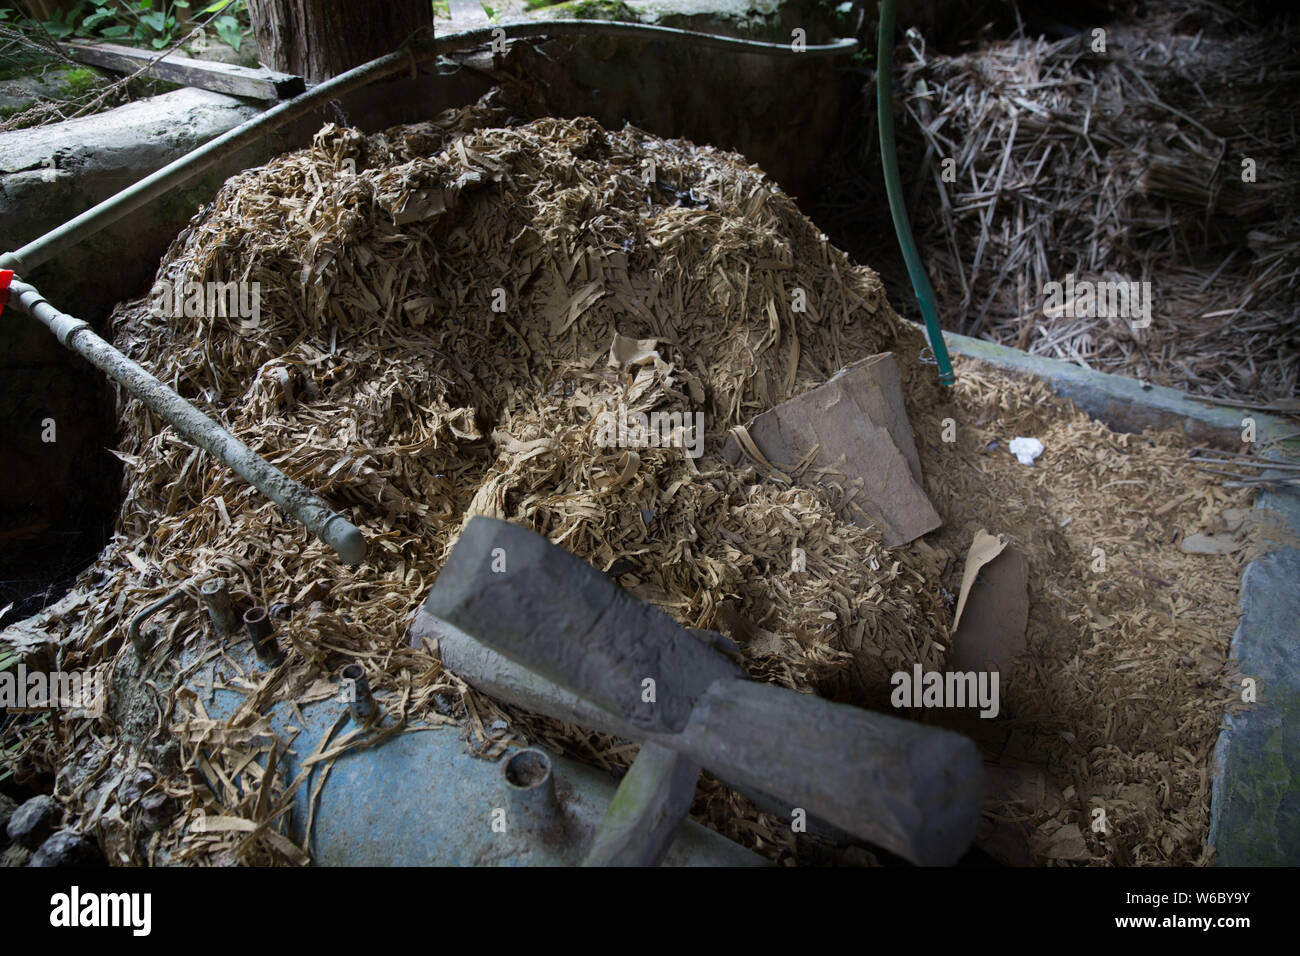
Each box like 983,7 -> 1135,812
183,640 -> 762,866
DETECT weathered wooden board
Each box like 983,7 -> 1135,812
583,743 -> 701,867
62,41 -> 304,100
422,516 -> 984,864
426,516 -> 744,733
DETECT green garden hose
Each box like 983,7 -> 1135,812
877,0 -> 956,385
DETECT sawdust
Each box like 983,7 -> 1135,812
0,102 -> 1258,867
909,360 -> 1253,865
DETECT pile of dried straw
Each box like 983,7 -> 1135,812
3,100 -> 1262,868
893,6 -> 1299,403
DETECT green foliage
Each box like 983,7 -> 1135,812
33,1 -> 249,53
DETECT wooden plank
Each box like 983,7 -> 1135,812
425,610 -> 859,847
426,515 -> 744,734
583,743 -> 701,867
62,41 -> 304,101
425,516 -> 986,865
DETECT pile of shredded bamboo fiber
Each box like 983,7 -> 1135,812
0,102 -> 1261,868
8,105 -> 953,865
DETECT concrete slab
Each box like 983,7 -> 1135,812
1208,473 -> 1300,865
936,327 -> 1296,449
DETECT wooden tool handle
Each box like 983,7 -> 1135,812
583,744 -> 702,867
675,679 -> 983,866
430,610 -> 981,863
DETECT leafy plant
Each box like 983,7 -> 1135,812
37,3 -> 87,39
36,1 -> 249,53
202,0 -> 244,51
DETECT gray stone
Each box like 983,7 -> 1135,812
937,325 -> 1296,448
1208,462 -> 1300,864
0,67 -> 89,119
5,794 -> 60,850
1209,546 -> 1300,865
118,768 -> 155,806
140,792 -> 176,833
0,792 -> 16,849
1258,472 -> 1300,539
27,829 -> 104,868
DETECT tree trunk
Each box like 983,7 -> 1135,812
246,0 -> 431,84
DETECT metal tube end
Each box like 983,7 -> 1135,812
200,576 -> 237,639
504,749 -> 552,789
323,513 -> 367,566
243,606 -> 281,664
503,748 -> 559,832
339,662 -> 376,723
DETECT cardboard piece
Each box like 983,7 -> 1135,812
721,353 -> 941,546
951,529 -> 1008,634
951,529 -> 1029,674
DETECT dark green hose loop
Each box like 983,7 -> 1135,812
877,0 -> 956,386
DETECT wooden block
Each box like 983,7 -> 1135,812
425,517 -> 743,733
676,678 -> 983,865
430,607 -> 983,864
422,517 -> 984,865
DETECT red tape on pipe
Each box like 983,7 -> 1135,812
0,269 -> 13,318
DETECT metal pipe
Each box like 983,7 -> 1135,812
7,278 -> 366,565
338,662 -> 376,723
243,606 -> 281,663
0,22 -> 855,275
199,577 -> 237,640
128,585 -> 190,655
503,748 -> 560,833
